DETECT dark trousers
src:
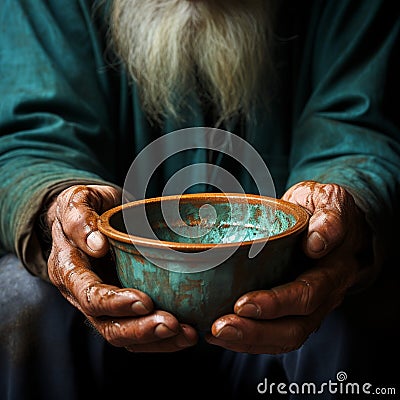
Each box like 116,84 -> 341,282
0,253 -> 398,399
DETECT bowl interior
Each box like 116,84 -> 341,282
104,193 -> 305,246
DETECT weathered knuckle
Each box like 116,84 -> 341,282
322,184 -> 347,209
80,299 -> 98,317
56,186 -> 78,206
332,183 -> 347,199
268,288 -> 282,314
62,217 -> 83,239
48,259 -> 77,305
79,285 -> 102,316
69,185 -> 90,204
86,185 -> 115,211
297,279 -> 315,315
57,186 -> 89,216
48,247 -> 68,283
102,323 -> 126,347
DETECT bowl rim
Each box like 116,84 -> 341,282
98,192 -> 310,250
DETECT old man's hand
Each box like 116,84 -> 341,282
206,181 -> 373,354
46,184 -> 197,352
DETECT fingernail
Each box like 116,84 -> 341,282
131,301 -> 150,315
308,231 -> 326,253
237,302 -> 260,318
215,325 -> 242,340
154,323 -> 177,339
87,231 -> 105,251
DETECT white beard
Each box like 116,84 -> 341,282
109,0 -> 275,125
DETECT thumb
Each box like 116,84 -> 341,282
282,181 -> 352,259
306,207 -> 345,258
52,184 -> 122,258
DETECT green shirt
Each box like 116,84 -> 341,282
1,0 -> 399,280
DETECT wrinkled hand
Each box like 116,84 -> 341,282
206,181 -> 373,354
46,184 -> 197,352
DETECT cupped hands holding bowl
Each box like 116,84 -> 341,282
45,181 -> 373,354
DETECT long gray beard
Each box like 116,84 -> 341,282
109,0 -> 275,125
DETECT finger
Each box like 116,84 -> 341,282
92,311 -> 182,346
306,208 -> 345,258
125,324 -> 198,352
49,219 -> 153,317
91,316 -> 197,350
56,185 -> 121,258
233,264 -> 342,319
206,309 -> 324,354
282,181 -> 352,258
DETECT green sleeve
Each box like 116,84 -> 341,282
0,0 -> 120,279
288,0 -> 400,269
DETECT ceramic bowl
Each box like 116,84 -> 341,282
98,193 -> 309,331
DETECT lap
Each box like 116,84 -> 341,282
0,254 -> 229,399
0,253 -> 397,400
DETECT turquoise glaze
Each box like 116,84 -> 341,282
100,194 -> 309,331
152,208 -> 296,244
